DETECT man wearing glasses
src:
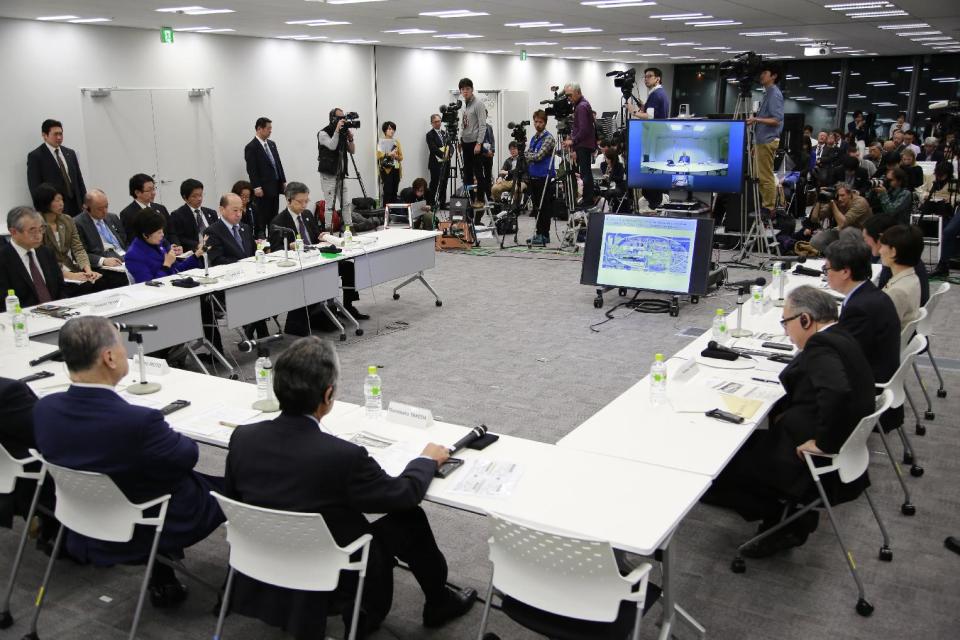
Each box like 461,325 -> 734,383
1,206 -> 64,309
631,68 -> 671,210
701,285 -> 874,558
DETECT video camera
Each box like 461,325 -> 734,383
719,51 -> 763,97
606,68 -> 636,97
440,100 -> 462,124
541,86 -> 573,120
334,111 -> 361,129
817,187 -> 836,204
508,120 -> 530,146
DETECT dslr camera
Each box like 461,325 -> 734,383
817,187 -> 836,204
335,111 -> 361,129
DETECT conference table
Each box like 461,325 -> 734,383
642,161 -> 729,174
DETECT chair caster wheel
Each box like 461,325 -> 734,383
339,334 -> 347,342
619,288 -> 627,296
901,503 -> 916,516
910,465 -> 924,478
593,297 -> 603,309
856,598 -> 874,617
879,546 -> 893,562
0,611 -> 12,629
924,411 -> 934,420
902,452 -> 914,465
483,634 -> 501,640
937,389 -> 946,398
915,423 -> 926,436
229,374 -> 240,381
392,293 -> 400,300
730,557 -> 746,574
355,329 -> 364,336
435,300 -> 442,307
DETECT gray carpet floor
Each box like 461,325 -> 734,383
3,214 -> 958,640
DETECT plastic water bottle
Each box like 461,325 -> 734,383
712,309 -> 728,343
650,353 -> 667,405
343,225 -> 354,247
364,365 -> 382,419
255,351 -> 274,401
294,233 -> 304,253
5,290 -> 19,317
255,243 -> 266,273
12,305 -> 28,348
771,261 -> 782,281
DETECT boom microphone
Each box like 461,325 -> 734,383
707,340 -> 753,360
727,277 -> 767,289
114,323 -> 158,332
448,424 -> 488,453
236,334 -> 283,353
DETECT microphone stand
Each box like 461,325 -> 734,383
729,286 -> 754,338
774,262 -> 786,308
194,251 -> 219,285
125,330 -> 161,395
272,225 -> 297,268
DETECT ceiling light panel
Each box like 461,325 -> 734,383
420,10 -> 489,18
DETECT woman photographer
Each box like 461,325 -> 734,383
929,160 -> 959,278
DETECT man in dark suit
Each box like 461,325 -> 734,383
829,156 -> 871,194
26,119 -> 87,216
168,178 -> 218,252
33,317 -> 225,606
225,337 -> 476,639
270,182 -> 368,336
244,117 -> 286,236
426,114 -> 448,207
119,173 -> 174,246
74,189 -> 129,290
0,206 -> 63,310
702,285 -> 875,557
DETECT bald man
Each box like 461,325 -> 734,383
74,189 -> 130,290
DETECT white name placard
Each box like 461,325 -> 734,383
386,401 -> 434,429
131,355 -> 171,376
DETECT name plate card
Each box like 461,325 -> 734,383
131,355 -> 171,376
386,401 -> 434,429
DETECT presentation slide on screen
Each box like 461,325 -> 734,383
596,216 -> 697,293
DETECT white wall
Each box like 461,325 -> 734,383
0,17 -> 672,215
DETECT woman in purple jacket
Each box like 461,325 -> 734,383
124,208 -> 208,283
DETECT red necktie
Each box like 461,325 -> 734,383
28,250 -> 53,303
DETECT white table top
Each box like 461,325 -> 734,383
642,161 -> 729,173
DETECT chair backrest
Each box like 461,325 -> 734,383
0,443 -> 41,494
486,512 -> 633,623
834,389 -> 894,483
212,492 -> 358,592
41,456 -> 158,543
880,334 -> 927,409
899,307 -> 926,354
917,281 -> 949,336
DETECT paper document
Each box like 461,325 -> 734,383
370,440 -> 429,477
349,431 -> 397,450
448,459 -> 523,499
120,393 -> 168,410
170,404 -> 262,442
720,395 -> 764,420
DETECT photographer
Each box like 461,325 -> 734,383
525,110 -> 556,246
871,167 -> 913,224
561,83 -> 596,210
491,141 -> 524,202
807,183 -> 872,253
747,62 -> 784,214
928,161 -> 959,278
457,78 -> 487,213
317,108 -> 357,225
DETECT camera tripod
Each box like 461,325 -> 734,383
553,125 -> 585,252
330,133 -> 371,230
493,139 -> 529,249
732,90 -> 778,263
432,122 -> 463,217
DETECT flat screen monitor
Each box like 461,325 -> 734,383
626,119 -> 746,193
580,214 -> 715,296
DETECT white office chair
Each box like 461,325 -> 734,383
0,444 -> 48,629
876,335 -> 928,514
732,390 -> 894,618
912,282 -> 950,426
894,310 -> 929,444
21,451 -> 171,640
210,492 -> 372,640
476,512 -> 656,640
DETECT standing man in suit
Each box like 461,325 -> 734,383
74,189 -> 129,290
33,316 -> 225,606
426,113 -> 448,207
225,337 -> 476,639
702,285 -> 875,557
26,119 -> 87,217
119,174 -> 175,247
168,178 -> 218,253
0,206 -> 63,310
244,117 -> 286,237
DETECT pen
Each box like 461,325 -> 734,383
219,420 -> 239,428
751,377 -> 780,385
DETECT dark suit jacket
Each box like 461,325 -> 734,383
169,204 -> 218,252
74,212 -> 127,265
0,379 -> 41,528
224,412 -> 436,637
205,219 -> 254,265
426,128 -> 447,170
119,201 -> 172,246
270,208 -> 322,249
830,166 -> 870,194
26,144 -> 87,215
839,281 -> 900,384
33,385 -> 223,564
0,242 -> 63,310
244,137 -> 286,195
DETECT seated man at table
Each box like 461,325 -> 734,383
73,188 -> 131,290
0,206 -> 64,310
33,316 -> 225,606
701,285 -> 875,557
224,337 -> 476,639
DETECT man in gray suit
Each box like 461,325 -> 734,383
75,189 -> 129,289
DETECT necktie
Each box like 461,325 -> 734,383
231,224 -> 244,250
54,148 -> 73,197
296,215 -> 311,245
264,142 -> 278,179
27,251 -> 52,303
194,208 -> 205,231
96,219 -> 120,248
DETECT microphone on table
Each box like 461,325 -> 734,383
236,334 -> 283,354
727,277 -> 767,289
776,256 -> 807,264
448,424 -> 488,453
30,349 -> 63,367
114,323 -> 158,332
794,264 -> 822,277
707,340 -> 753,360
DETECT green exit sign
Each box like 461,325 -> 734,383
520,49 -> 527,61
160,26 -> 174,44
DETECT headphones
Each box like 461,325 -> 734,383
799,313 -> 811,330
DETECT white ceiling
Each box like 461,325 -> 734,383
1,0 -> 959,63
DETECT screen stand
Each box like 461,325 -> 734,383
728,288 -> 753,338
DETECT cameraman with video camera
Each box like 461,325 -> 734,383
562,82 -> 596,211
317,107 -> 357,225
526,110 -> 556,246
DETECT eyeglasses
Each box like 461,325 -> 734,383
779,313 -> 802,328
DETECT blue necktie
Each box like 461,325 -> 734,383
96,219 -> 120,248
231,224 -> 244,250
264,142 -> 278,179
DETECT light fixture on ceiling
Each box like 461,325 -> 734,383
332,38 -> 380,44
383,28 -> 436,34
420,10 -> 490,18
825,1 -> 893,9
286,19 -> 351,26
581,1 -> 657,7
550,27 -> 603,33
690,20 -> 742,26
515,41 -> 558,46
563,46 -> 601,50
740,31 -> 787,37
156,6 -> 235,15
504,21 -> 563,28
37,15 -> 79,20
69,18 -> 113,23
433,33 -> 484,39
847,10 -> 909,18
876,23 -> 928,29
620,36 -> 664,41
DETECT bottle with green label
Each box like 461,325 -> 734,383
255,350 -> 274,401
364,365 -> 382,419
712,308 -> 728,343
650,353 -> 667,405
5,289 -> 19,319
13,304 -> 28,348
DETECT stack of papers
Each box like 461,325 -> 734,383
448,459 -> 524,499
169,404 -> 263,443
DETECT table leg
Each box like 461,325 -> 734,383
657,538 -> 706,640
392,271 -> 443,306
